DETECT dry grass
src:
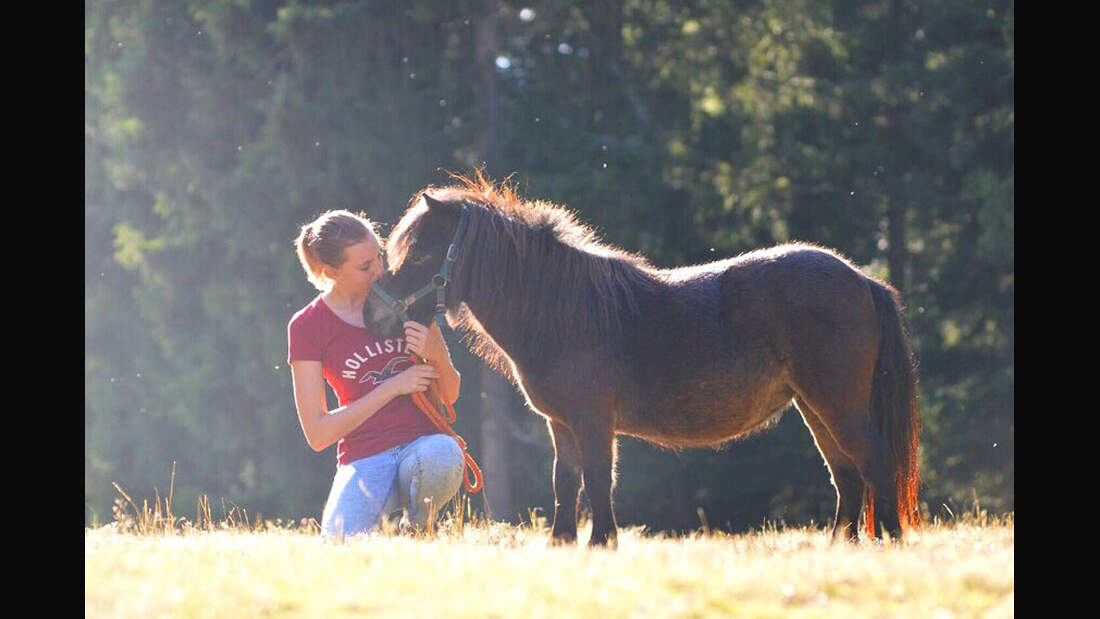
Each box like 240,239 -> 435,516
86,487 -> 1013,618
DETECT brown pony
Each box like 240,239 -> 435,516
377,172 -> 921,547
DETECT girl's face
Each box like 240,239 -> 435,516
324,237 -> 384,294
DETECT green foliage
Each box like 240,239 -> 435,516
86,0 -> 1013,529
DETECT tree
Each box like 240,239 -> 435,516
86,0 -> 1013,529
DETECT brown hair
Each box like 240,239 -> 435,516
294,209 -> 379,291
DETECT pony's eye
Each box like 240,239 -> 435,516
408,248 -> 432,265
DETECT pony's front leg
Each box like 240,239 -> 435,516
574,415 -> 619,549
547,419 -> 582,545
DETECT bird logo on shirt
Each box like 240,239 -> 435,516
359,356 -> 410,385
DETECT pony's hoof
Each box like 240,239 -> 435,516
829,527 -> 859,544
549,533 -> 577,546
587,533 -> 618,550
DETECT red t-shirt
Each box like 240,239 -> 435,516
287,294 -> 437,466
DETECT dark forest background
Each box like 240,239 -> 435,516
86,0 -> 1013,531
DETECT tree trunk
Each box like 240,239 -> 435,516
478,366 -> 515,521
473,4 -> 514,522
886,0 -> 908,293
580,0 -> 625,133
474,6 -> 500,167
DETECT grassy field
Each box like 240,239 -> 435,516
86,495 -> 1013,618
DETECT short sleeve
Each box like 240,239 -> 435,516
287,313 -> 322,363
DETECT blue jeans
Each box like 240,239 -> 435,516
321,433 -> 465,538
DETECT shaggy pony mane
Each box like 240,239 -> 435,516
387,170 -> 657,379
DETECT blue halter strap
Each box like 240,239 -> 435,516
368,205 -> 470,330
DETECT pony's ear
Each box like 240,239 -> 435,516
422,193 -> 447,210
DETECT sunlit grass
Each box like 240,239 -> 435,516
87,483 -> 1013,618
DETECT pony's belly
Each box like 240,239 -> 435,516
618,382 -> 795,448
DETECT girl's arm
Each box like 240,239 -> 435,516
403,321 -> 461,405
290,360 -> 438,452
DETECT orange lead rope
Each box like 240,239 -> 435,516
367,206 -> 483,494
407,352 -> 484,493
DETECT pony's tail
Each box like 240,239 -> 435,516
865,279 -> 922,536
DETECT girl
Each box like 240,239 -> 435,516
287,209 -> 465,538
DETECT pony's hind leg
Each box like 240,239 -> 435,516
789,373 -> 902,541
547,419 -> 583,545
809,405 -> 902,541
794,397 -> 865,542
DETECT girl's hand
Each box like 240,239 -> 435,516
404,321 -> 448,362
389,364 -> 438,395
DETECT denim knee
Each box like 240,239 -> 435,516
403,435 -> 464,523
407,434 -> 463,468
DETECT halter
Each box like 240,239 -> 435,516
362,204 -> 484,494
368,205 -> 470,330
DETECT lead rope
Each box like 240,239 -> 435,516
368,205 -> 489,518
406,350 -> 484,495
